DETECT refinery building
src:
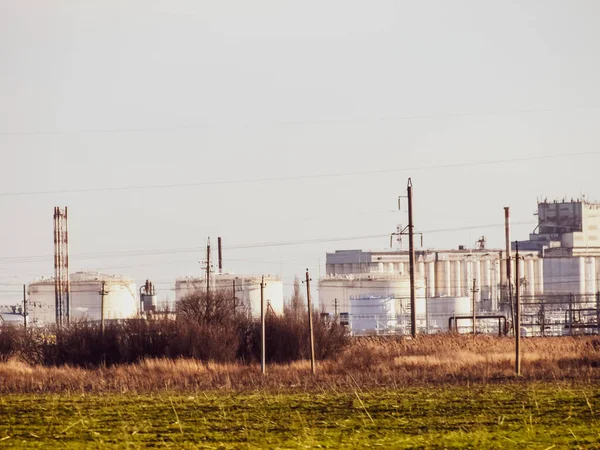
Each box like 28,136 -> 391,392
319,198 -> 600,336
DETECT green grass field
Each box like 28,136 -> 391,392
1,384 -> 599,449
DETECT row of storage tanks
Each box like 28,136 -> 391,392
348,294 -> 473,334
317,274 -> 475,334
325,254 -> 545,301
25,272 -> 284,326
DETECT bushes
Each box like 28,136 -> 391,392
0,290 -> 349,367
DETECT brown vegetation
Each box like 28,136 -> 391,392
0,289 -> 348,368
0,334 -> 599,394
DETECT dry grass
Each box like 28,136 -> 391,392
0,334 -> 598,393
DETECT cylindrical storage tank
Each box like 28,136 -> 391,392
525,259 -> 535,296
435,260 -> 447,297
397,262 -> 404,275
318,274 -> 412,317
453,261 -> 462,297
473,260 -> 481,302
535,259 -> 544,296
463,260 -> 472,298
427,262 -> 435,298
28,272 -> 138,325
585,257 -> 597,296
444,261 -> 451,297
426,296 -> 471,331
481,259 -> 491,301
417,261 -> 425,278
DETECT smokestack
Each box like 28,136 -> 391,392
218,237 -> 223,274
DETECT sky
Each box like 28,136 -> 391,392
1,0 -> 600,306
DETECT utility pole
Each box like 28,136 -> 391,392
471,278 -> 479,336
232,279 -> 236,315
425,276 -> 429,334
206,238 -> 211,295
504,207 -> 515,335
100,281 -> 108,336
23,284 -> 27,331
515,242 -> 521,376
260,276 -> 266,375
218,237 -> 223,275
334,298 -> 339,322
407,178 -> 417,339
305,269 -> 316,375
596,291 -> 600,336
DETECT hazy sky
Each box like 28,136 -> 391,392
1,1 -> 599,305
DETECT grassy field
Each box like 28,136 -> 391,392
1,384 -> 599,449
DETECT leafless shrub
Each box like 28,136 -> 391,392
0,288 -> 348,368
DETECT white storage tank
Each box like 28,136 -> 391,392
28,272 -> 138,326
426,296 -> 472,332
318,273 -> 424,316
175,274 -> 284,318
349,296 -> 397,335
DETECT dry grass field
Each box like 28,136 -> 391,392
0,335 -> 598,393
1,335 -> 600,448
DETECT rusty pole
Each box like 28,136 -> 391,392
206,238 -> 211,294
306,269 -> 316,375
515,242 -> 521,376
408,179 -> 417,338
504,207 -> 515,335
218,237 -> 223,275
260,276 -> 266,375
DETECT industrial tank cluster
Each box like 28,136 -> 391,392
175,275 -> 284,318
27,272 -> 138,326
319,198 -> 600,336
23,272 -> 285,327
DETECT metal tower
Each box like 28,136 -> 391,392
53,207 -> 70,326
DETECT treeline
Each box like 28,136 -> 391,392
0,289 -> 348,367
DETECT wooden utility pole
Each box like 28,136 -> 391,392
100,281 -> 108,336
515,242 -> 521,376
471,278 -> 479,335
206,238 -> 211,294
23,284 -> 27,331
260,276 -> 266,375
504,207 -> 515,335
596,291 -> 600,336
232,279 -> 236,314
407,178 -> 417,338
334,298 -> 339,322
218,237 -> 223,274
305,269 -> 316,375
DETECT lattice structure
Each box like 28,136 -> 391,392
53,207 -> 70,326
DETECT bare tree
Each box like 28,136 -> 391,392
176,290 -> 235,325
288,276 -> 304,319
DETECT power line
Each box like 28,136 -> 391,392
0,152 -> 597,197
1,104 -> 599,137
0,220 -> 537,267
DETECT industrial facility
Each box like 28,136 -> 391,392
27,272 -> 138,326
175,274 -> 284,318
320,198 -> 600,337
7,197 -> 600,337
